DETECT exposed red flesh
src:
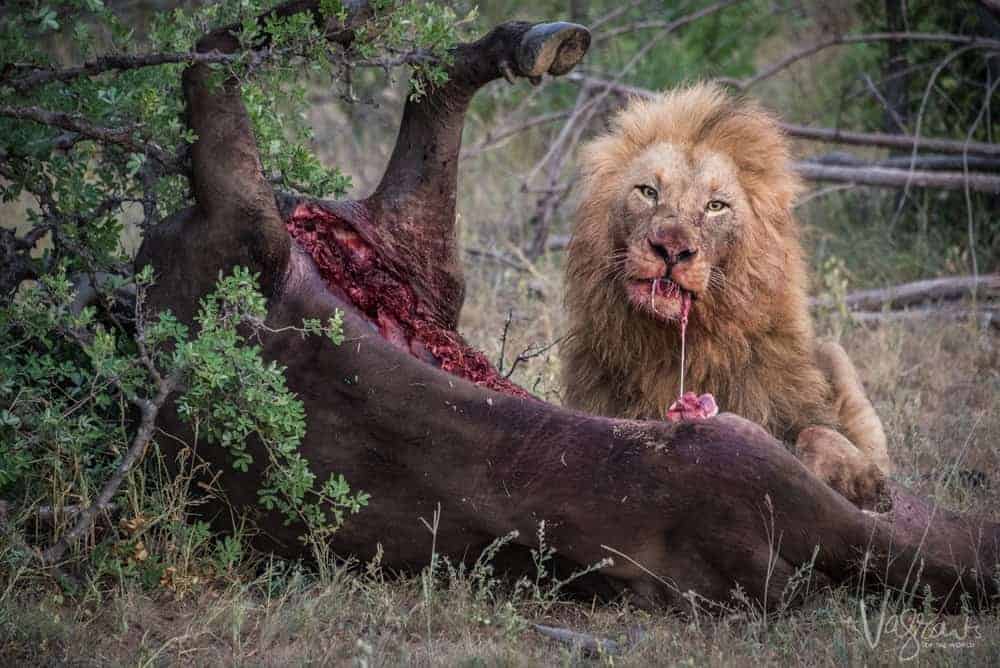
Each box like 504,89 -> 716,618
666,391 -> 719,422
286,203 -> 531,398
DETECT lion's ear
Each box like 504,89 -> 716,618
745,162 -> 803,235
578,135 -> 626,184
576,134 -> 630,227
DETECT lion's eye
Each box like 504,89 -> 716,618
706,200 -> 728,213
637,185 -> 658,202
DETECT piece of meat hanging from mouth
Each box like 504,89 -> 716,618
664,287 -> 719,422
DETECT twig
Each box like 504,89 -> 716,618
594,0 -> 747,43
464,110 -> 571,158
5,50 -> 240,93
40,374 -> 176,565
464,247 -> 527,272
504,336 -> 565,380
34,503 -> 117,522
960,76 -> 1000,299
588,0 -> 647,32
40,301 -> 180,565
518,84 -> 597,259
719,32 -> 1000,90
862,73 -> 907,133
781,123 -> 1000,159
795,183 -> 857,207
0,105 -> 179,171
497,309 -> 514,374
891,44 -> 983,225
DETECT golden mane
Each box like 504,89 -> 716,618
563,82 -> 829,439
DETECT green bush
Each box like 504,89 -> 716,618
0,0 -> 463,587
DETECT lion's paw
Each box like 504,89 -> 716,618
796,426 -> 891,512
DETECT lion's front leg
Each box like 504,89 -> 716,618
816,340 -> 892,475
796,426 -> 888,510
791,341 -> 892,510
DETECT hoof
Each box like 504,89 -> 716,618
516,22 -> 590,78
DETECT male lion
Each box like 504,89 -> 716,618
562,83 -> 891,508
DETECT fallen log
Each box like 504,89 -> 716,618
565,74 -> 1000,160
847,306 -> 998,328
794,161 -> 1000,193
811,151 -> 1000,172
136,4 -> 999,614
810,274 -> 1000,311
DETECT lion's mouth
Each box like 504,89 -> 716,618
626,278 -> 693,323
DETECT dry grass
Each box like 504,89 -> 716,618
3,252 -> 998,666
3,43 -> 999,668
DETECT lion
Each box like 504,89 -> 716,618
561,83 -> 891,509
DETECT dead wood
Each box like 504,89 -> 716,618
566,74 -> 1000,160
795,162 -> 1000,193
811,274 -> 1000,311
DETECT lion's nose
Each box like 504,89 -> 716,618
647,235 -> 698,267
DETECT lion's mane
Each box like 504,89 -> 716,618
563,83 -> 835,441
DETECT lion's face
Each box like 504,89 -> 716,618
612,142 -> 748,322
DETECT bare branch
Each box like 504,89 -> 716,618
4,51 -> 239,94
34,503 -> 117,522
465,247 -> 528,272
464,110 -> 571,158
40,297 -> 179,565
503,335 -> 565,380
794,183 -> 857,207
497,308 -> 514,373
594,0 -> 747,43
588,0 -> 646,32
718,32 -> 1000,91
0,104 -> 179,170
40,371 -> 178,565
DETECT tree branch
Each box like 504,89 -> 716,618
40,369 -> 179,565
0,104 -> 179,170
3,51 -> 239,94
716,32 -> 1000,91
593,0 -> 747,43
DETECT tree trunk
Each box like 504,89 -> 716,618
136,4 -> 999,614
